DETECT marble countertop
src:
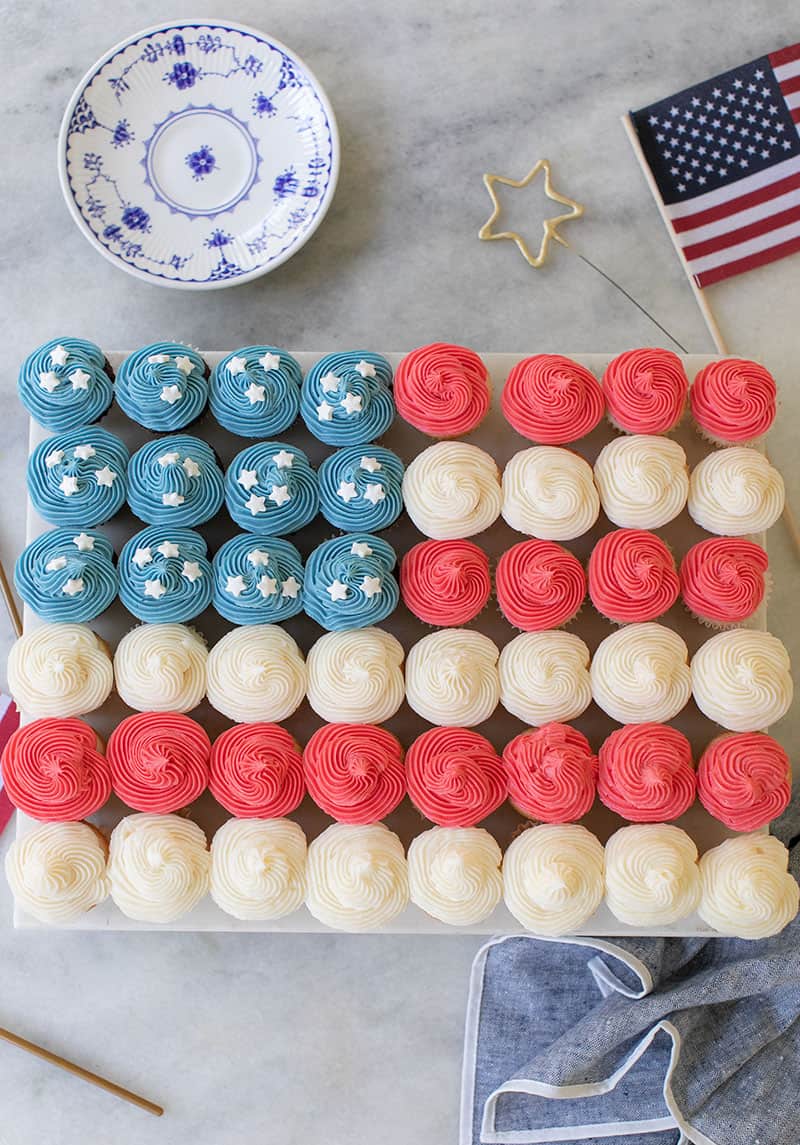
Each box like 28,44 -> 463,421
1,2 -> 798,1141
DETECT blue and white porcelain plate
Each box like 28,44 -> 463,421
58,22 -> 339,289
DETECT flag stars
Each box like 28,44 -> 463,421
691,95 -> 701,106
670,105 -> 680,116
649,114 -> 659,126
755,69 -> 765,80
733,78 -> 743,89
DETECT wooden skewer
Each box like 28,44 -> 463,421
0,560 -> 22,638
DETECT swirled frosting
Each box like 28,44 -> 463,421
305,822 -> 408,930
405,727 -> 506,826
301,351 -> 395,445
8,624 -> 112,718
209,724 -> 305,818
318,446 -> 404,532
591,623 -> 691,724
588,529 -> 679,623
598,723 -> 696,821
496,539 -> 586,630
697,732 -> 791,831
15,527 -> 117,623
680,537 -> 768,626
206,626 -> 307,724
405,629 -> 500,727
224,441 -> 319,534
499,631 -> 592,725
395,343 -> 491,437
115,342 -> 208,431
127,435 -> 224,528
118,525 -> 212,622
27,427 -> 128,527
408,827 -> 502,924
602,349 -> 688,434
502,355 -> 604,443
400,539 -> 491,626
304,533 -> 399,630
107,711 -> 211,813
113,623 -> 207,713
303,723 -> 406,823
698,834 -> 799,939
209,346 -> 302,437
18,337 -> 113,430
691,629 -> 793,731
594,435 -> 688,529
687,448 -> 785,535
503,824 -> 605,935
210,818 -> 307,920
108,813 -> 210,923
5,822 -> 109,924
212,534 -> 304,625
306,628 -> 405,724
502,724 -> 597,822
502,446 -> 600,539
690,358 -> 777,444
605,824 -> 700,926
1,717 -> 111,821
402,442 -> 501,539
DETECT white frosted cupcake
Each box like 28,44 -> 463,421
503,823 -> 604,936
501,446 -> 600,540
698,834 -> 799,939
405,629 -> 500,726
408,827 -> 502,925
108,813 -> 210,923
687,447 -> 785,535
305,822 -> 409,931
604,824 -> 700,927
8,623 -> 113,718
499,631 -> 592,725
691,629 -> 792,731
402,441 -> 501,539
210,818 -> 306,921
306,627 -> 405,724
5,822 -> 109,924
114,623 -> 207,713
590,622 -> 691,724
594,435 -> 688,528
206,625 -> 306,723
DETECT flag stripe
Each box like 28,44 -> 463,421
770,43 -> 800,68
670,168 -> 800,232
665,154 -> 800,218
681,201 -> 800,259
774,59 -> 800,82
696,229 -> 800,286
780,74 -> 800,95
689,215 -> 800,274
674,186 -> 800,242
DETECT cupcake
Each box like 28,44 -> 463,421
502,446 -> 600,540
691,629 -> 792,731
107,711 -> 211,813
405,727 -> 506,826
209,724 -> 305,819
588,529 -> 680,624
27,426 -> 128,527
498,631 -> 592,725
108,813 -> 210,923
394,343 -> 491,437
698,834 -> 799,939
15,528 -> 117,624
306,628 -> 405,725
402,441 -> 501,539
594,435 -> 688,529
212,534 -> 304,625
224,441 -> 319,535
405,629 -> 500,727
209,346 -> 302,437
318,446 -> 404,532
680,537 -> 768,627
18,337 -> 113,431
604,824 -> 700,927
602,348 -> 688,434
5,822 -> 109,924
127,435 -> 224,528
303,723 -> 406,824
503,823 -> 605,936
598,723 -> 696,821
305,822 -> 408,931
501,354 -> 604,443
0,717 -> 111,821
210,818 -> 306,920
8,624 -> 113,718
206,626 -> 307,724
687,448 -> 784,535
113,623 -> 207,713
304,533 -> 399,630
502,724 -> 597,822
115,342 -> 208,431
400,539 -> 491,626
119,526 -> 211,624
590,623 -> 691,724
407,827 -> 502,925
496,539 -> 586,630
300,351 -> 394,445
690,358 -> 777,445
697,732 -> 791,831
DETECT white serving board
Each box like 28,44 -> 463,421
16,352 -> 767,935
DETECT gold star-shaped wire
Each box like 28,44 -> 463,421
478,159 -> 584,268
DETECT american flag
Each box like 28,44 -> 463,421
0,694 -> 20,835
630,43 -> 800,288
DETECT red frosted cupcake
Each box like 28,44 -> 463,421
501,354 -> 604,443
589,529 -> 680,623
690,358 -> 777,444
680,537 -> 768,628
598,723 -> 696,821
602,348 -> 688,434
496,539 -> 586,631
1,717 -> 111,821
401,539 -> 491,626
503,724 -> 597,822
209,723 -> 304,818
394,343 -> 491,437
405,727 -> 506,827
697,732 -> 791,831
303,723 -> 405,824
107,712 -> 210,813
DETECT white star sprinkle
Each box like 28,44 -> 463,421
45,556 -> 68,572
360,456 -> 382,473
272,449 -> 294,469
320,371 -> 341,393
259,352 -> 281,371
244,382 -> 265,404
247,549 -> 271,567
70,369 -> 91,391
363,483 -> 385,505
341,392 -> 363,415
72,533 -> 94,552
62,578 -> 85,597
182,457 -> 200,478
45,449 -> 64,468
160,385 -> 183,405
157,451 -> 180,467
354,359 -> 376,379
326,579 -> 349,601
144,579 -> 167,599
73,444 -> 96,461
49,345 -> 69,366
157,540 -> 180,559
257,575 -> 278,597
245,493 -> 267,515
148,353 -> 170,364
175,355 -> 194,375
227,356 -> 248,375
59,474 -> 79,496
226,574 -> 247,597
131,547 -> 153,568
268,484 -> 291,507
38,371 -> 60,392
361,576 -> 382,598
182,561 -> 203,582
95,466 -> 117,487
237,469 -> 259,491
337,480 -> 358,503
281,575 -> 301,599
162,491 -> 185,507
350,541 -> 373,558
317,401 -> 334,422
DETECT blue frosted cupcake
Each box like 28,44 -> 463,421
224,442 -> 319,534
15,528 -> 117,623
115,342 -> 208,431
27,427 -> 128,527
318,446 -> 404,531
300,351 -> 394,445
119,525 -> 212,622
128,435 -> 224,528
304,533 -> 399,630
212,534 -> 304,625
210,346 -> 302,437
18,337 -> 113,430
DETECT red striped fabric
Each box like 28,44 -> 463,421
0,696 -> 20,835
